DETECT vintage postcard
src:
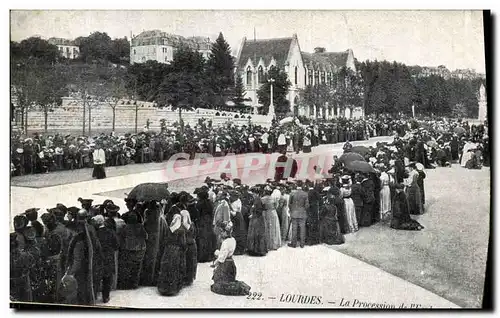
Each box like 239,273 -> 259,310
9,10 -> 490,309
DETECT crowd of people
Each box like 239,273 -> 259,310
11,116 -> 400,177
10,114 -> 489,306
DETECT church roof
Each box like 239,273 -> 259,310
237,37 -> 293,69
302,50 -> 350,72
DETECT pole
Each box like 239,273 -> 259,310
412,104 -> 415,118
134,78 -> 138,133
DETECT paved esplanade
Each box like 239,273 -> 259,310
10,137 -> 463,308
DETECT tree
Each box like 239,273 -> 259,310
37,65 -> 67,132
16,37 -> 59,63
332,67 -> 364,117
126,60 -> 172,101
232,74 -> 248,108
106,71 -> 128,131
77,32 -> 113,63
257,67 -> 292,115
110,37 -> 130,64
155,44 -> 208,143
300,83 -> 331,118
205,32 -> 235,108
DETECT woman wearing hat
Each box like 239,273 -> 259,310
180,210 -> 197,286
246,187 -> 268,257
10,232 -> 35,302
157,214 -> 187,296
195,189 -> 217,263
340,176 -> 358,233
404,163 -> 424,215
93,215 -> 118,303
319,189 -> 345,245
117,212 -> 147,290
211,221 -> 251,296
229,190 -> 247,255
261,186 -> 282,250
379,164 -> 392,221
140,201 -> 165,287
391,184 -> 424,231
65,210 -> 103,305
213,191 -> 231,248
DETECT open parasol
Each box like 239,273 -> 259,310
339,152 -> 365,164
350,146 -> 371,156
279,117 -> 294,125
345,160 -> 376,173
127,183 -> 170,202
426,140 -> 438,148
453,127 -> 466,136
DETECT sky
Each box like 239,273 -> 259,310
10,10 -> 486,73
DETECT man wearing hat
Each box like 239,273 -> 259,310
92,142 -> 107,179
10,232 -> 34,302
288,180 -> 309,248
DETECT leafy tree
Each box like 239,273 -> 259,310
77,32 -> 113,63
205,32 -> 234,108
110,37 -> 130,64
36,65 -> 67,132
257,66 -> 291,115
332,67 -> 364,117
16,37 -> 59,63
155,44 -> 208,142
105,71 -> 129,131
300,83 -> 331,118
126,60 -> 172,101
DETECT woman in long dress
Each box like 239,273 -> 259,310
229,192 -> 247,255
391,184 -> 424,231
319,191 -> 345,245
246,190 -> 268,256
261,187 -> 282,250
280,187 -> 291,242
157,214 -> 187,296
195,190 -> 217,263
306,184 -> 321,245
404,164 -> 424,215
211,221 -> 251,296
379,166 -> 392,221
213,192 -> 231,248
415,163 -> 426,207
340,176 -> 358,233
117,212 -> 147,290
180,210 -> 197,287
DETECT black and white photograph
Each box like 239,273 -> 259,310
8,9 -> 491,309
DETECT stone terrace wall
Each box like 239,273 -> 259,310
26,97 -> 272,133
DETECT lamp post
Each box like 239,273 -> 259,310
268,78 -> 275,118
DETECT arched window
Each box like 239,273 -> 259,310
294,66 -> 298,85
321,71 -> 325,84
314,71 -> 319,85
308,70 -> 313,85
246,67 -> 252,86
258,66 -> 264,84
304,71 -> 307,85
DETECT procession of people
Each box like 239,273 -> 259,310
10,114 -> 489,306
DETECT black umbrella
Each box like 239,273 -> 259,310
350,146 -> 371,156
345,160 -> 376,174
127,183 -> 170,202
339,152 -> 365,164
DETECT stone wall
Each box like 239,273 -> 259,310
24,97 -> 272,134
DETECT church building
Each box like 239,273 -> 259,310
234,34 -> 362,119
